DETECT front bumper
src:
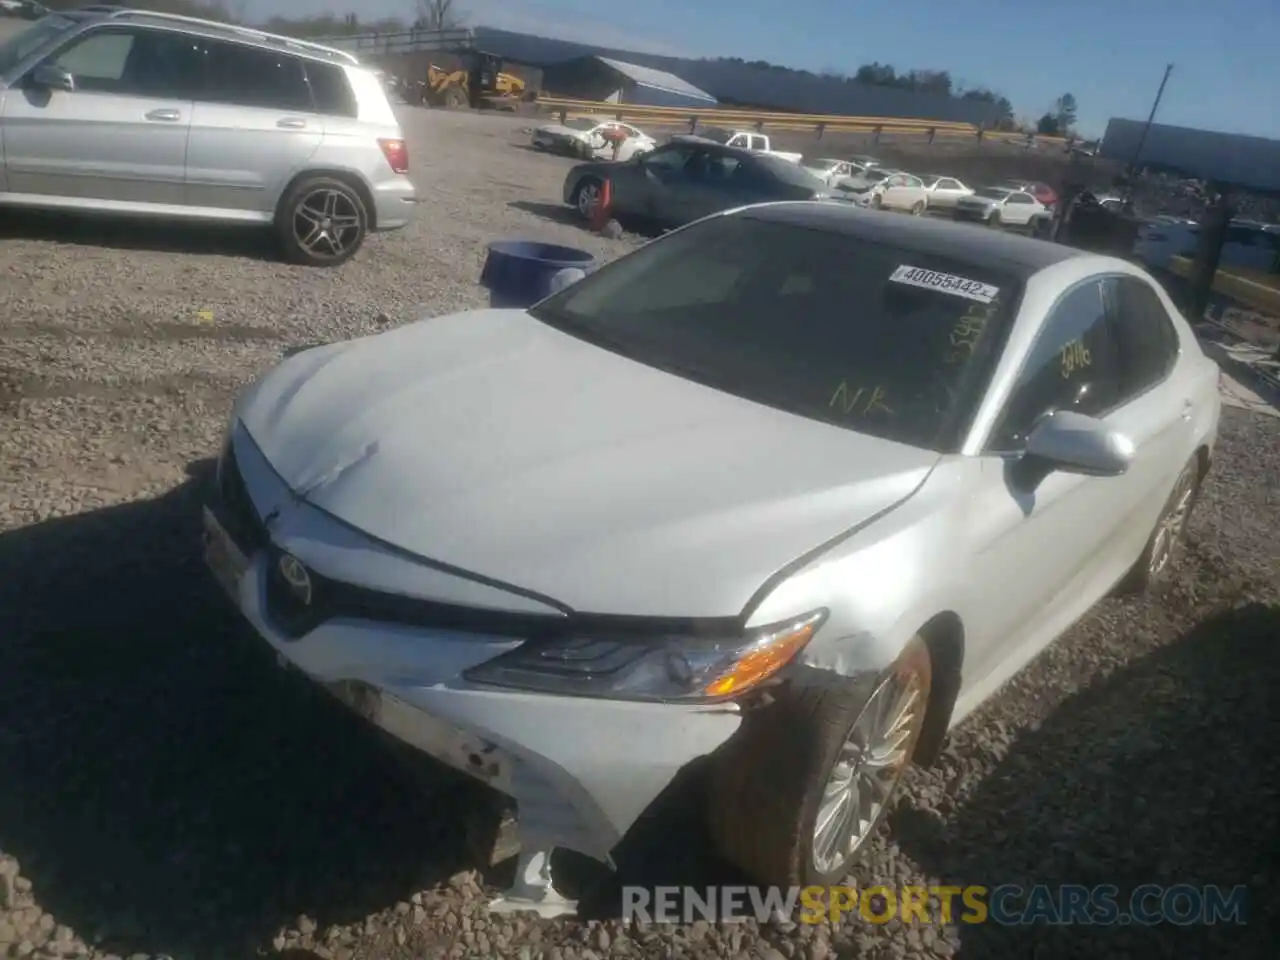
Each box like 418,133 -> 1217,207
203,423 -> 741,860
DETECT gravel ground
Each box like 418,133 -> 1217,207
1,106 -> 1277,960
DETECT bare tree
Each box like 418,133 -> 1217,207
413,0 -> 463,30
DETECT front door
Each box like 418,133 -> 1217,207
183,38 -> 323,218
1,26 -> 199,205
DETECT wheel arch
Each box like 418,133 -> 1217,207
911,611 -> 965,766
276,168 -> 378,230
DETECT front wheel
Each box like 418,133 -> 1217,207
987,210 -> 1001,227
572,177 -> 603,221
910,200 -> 926,216
871,194 -> 883,210
276,177 -> 368,267
1120,458 -> 1200,594
707,636 -> 932,887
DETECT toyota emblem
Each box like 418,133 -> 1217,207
277,553 -> 312,606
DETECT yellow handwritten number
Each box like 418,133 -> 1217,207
1060,339 -> 1091,378
830,381 -> 893,415
945,302 -> 997,363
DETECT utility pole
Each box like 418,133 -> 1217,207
1124,63 -> 1173,193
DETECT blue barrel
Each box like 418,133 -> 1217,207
480,240 -> 597,309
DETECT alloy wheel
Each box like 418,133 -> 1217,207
1148,467 -> 1196,579
576,181 -> 601,219
292,188 -> 362,262
811,666 -> 925,875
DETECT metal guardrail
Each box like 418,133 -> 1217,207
535,96 -> 1072,148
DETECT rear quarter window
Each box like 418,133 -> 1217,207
305,62 -> 358,118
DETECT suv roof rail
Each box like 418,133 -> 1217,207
101,8 -> 361,65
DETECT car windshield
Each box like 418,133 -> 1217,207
563,118 -> 597,131
0,14 -> 74,75
975,188 -> 1012,199
529,215 -> 1021,452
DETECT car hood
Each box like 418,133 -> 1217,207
536,125 -> 589,138
238,310 -> 938,617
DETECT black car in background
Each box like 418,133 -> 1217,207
562,139 -> 829,229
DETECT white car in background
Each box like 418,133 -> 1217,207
954,187 -> 1049,227
838,170 -> 930,214
802,158 -> 859,188
532,118 -> 656,161
919,175 -> 974,210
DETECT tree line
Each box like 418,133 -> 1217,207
37,1 -> 1081,134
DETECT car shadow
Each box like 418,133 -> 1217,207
507,199 -> 583,228
0,460 -> 505,957
891,598 -> 1279,957
0,210 -> 282,262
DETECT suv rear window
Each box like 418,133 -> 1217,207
529,214 -> 1022,452
305,62 -> 358,118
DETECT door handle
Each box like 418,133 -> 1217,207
1181,400 -> 1194,421
144,108 -> 181,122
277,117 -> 307,129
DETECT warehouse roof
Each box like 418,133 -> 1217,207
1099,119 -> 1280,194
594,56 -> 716,104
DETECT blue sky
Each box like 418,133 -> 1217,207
259,0 -> 1280,140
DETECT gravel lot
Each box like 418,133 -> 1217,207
1,106 -> 1277,960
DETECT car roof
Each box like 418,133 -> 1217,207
70,6 -> 359,66
734,202 -> 1081,276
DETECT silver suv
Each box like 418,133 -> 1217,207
0,7 -> 417,266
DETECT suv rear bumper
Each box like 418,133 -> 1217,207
372,176 -> 417,231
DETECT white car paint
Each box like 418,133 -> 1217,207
954,188 -> 1048,226
721,130 -> 803,163
802,157 -> 858,187
920,174 -> 974,210
842,170 -> 930,212
532,119 -> 656,161
206,205 -> 1221,906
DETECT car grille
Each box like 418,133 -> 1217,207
216,442 -> 269,554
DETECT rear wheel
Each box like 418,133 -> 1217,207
444,86 -> 467,109
871,194 -> 883,210
572,177 -> 603,221
276,176 -> 368,267
707,636 -> 932,887
910,200 -> 926,216
987,210 -> 1001,227
1120,457 -> 1200,594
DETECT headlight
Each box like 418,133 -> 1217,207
463,610 -> 826,703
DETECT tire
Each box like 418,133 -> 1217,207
871,194 -> 883,210
1118,457 -> 1200,594
276,176 -> 368,268
444,86 -> 467,109
707,636 -> 932,887
910,200 -> 926,216
571,176 -> 603,222
987,211 -> 1001,227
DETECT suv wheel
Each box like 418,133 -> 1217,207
277,177 -> 368,267
707,636 -> 932,886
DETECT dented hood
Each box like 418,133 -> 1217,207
238,310 -> 937,617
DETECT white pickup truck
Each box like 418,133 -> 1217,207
672,127 -> 804,164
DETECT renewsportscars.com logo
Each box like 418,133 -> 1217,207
623,884 -> 1249,926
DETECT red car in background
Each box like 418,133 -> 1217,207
1002,180 -> 1059,209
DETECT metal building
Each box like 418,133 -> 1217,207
1099,118 -> 1280,194
541,55 -> 717,109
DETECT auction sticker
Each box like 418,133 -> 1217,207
889,265 -> 999,303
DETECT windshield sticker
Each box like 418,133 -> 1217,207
890,265 -> 1000,304
944,301 -> 999,363
829,382 -> 893,416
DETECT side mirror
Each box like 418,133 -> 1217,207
31,63 -> 75,92
1023,410 -> 1133,477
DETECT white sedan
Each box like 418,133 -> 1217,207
205,204 -> 1220,912
531,118 -> 655,161
953,187 -> 1050,227
802,158 -> 859,188
840,170 -> 931,214
920,174 -> 974,209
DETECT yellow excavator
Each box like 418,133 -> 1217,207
418,51 -> 536,110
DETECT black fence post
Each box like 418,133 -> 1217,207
754,119 -> 765,132
927,127 -> 936,144
688,117 -> 698,133
976,124 -> 985,144
873,125 -> 883,144
558,109 -> 567,124
816,122 -> 826,140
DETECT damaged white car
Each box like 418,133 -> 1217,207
204,203 -> 1220,914
531,117 -> 656,161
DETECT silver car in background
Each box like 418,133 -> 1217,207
0,7 -> 416,266
919,174 -> 974,210
954,186 -> 1049,227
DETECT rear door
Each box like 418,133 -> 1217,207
1,25 -> 199,204
629,142 -> 698,222
184,39 -> 323,218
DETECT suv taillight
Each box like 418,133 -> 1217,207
378,138 -> 409,174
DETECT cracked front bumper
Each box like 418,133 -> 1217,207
204,426 -> 741,862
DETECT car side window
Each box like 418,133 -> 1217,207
304,61 -> 357,118
1107,276 -> 1180,399
990,280 -> 1120,449
1008,193 -> 1033,204
199,40 -> 312,111
642,145 -> 694,171
47,27 -> 202,98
